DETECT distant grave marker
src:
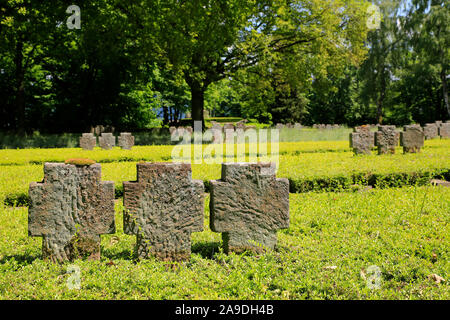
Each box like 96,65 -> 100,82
79,133 -> 96,150
439,122 -> 450,139
118,132 -> 135,150
375,125 -> 399,154
424,123 -> 439,140
349,126 -> 375,155
99,133 -> 116,150
400,125 -> 424,153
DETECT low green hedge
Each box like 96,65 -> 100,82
5,168 -> 448,207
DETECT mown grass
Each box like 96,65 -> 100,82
0,186 -> 448,299
1,139 -> 448,205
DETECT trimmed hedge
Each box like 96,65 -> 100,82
5,168 -> 448,207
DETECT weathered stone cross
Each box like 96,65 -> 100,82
123,163 -> 204,261
375,125 -> 400,154
99,133 -> 116,150
210,163 -> 289,253
118,132 -> 135,150
79,133 -> 96,150
400,125 -> 424,153
28,161 -> 115,262
349,126 -> 375,155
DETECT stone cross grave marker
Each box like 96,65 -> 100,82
439,122 -> 450,139
80,133 -> 96,150
99,133 -> 116,150
424,123 -> 438,140
28,161 -> 115,263
210,163 -> 289,253
349,126 -> 375,155
118,132 -> 135,150
123,163 -> 204,261
375,125 -> 400,154
400,125 -> 424,153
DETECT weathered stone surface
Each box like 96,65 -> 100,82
349,126 -> 375,155
275,123 -> 285,129
424,123 -> 439,140
400,125 -> 424,153
171,127 -> 193,141
210,163 -> 289,253
92,125 -> 115,135
223,124 -> 235,143
93,125 -> 104,136
223,123 -> 235,131
375,125 -> 400,154
123,163 -> 204,261
28,163 -> 115,263
118,132 -> 135,150
431,179 -> 450,187
294,123 -> 302,129
439,123 -> 450,139
235,121 -> 246,130
210,128 -> 223,144
99,133 -> 116,150
79,133 -> 96,150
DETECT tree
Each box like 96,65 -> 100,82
0,1 -> 62,133
407,0 -> 449,118
357,0 -> 406,124
120,0 -> 369,126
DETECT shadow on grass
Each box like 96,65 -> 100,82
192,241 -> 221,260
0,252 -> 40,266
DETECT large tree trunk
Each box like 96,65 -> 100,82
376,68 -> 387,125
190,85 -> 205,129
441,69 -> 450,118
162,105 -> 169,126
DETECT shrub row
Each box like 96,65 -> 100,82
5,168 -> 448,207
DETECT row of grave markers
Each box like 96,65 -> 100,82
350,122 -> 450,155
28,161 -> 289,263
80,132 -> 135,150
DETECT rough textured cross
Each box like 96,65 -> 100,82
99,133 -> 116,150
118,132 -> 135,150
375,125 -> 400,154
424,123 -> 438,140
400,125 -> 424,153
28,162 -> 115,263
349,126 -> 375,155
439,122 -> 450,138
123,163 -> 204,261
79,133 -> 96,150
210,163 -> 289,253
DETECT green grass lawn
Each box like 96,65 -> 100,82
1,139 -> 448,204
0,187 -> 448,299
0,139 -> 448,299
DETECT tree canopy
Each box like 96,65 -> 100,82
0,0 -> 448,133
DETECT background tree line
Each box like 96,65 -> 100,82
0,0 -> 448,134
